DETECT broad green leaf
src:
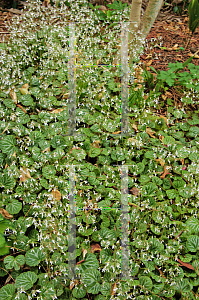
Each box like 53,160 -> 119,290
0,284 -> 15,300
81,253 -> 99,270
0,234 -> 6,248
71,148 -> 87,160
25,247 -> 45,266
15,271 -> 38,291
0,135 -> 17,155
139,276 -> 153,291
186,217 -> 199,234
82,267 -> 101,286
89,147 -> 102,158
72,285 -> 86,298
42,165 -> 56,179
20,94 -> 34,106
187,235 -> 199,252
6,200 -> 22,215
174,278 -> 192,293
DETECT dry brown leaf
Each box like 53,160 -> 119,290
112,131 -> 121,134
19,167 -> 32,183
111,281 -> 118,296
41,147 -> 50,153
131,123 -> 138,131
160,166 -> 171,179
9,89 -> 17,104
145,59 -> 153,67
70,279 -> 79,290
90,243 -> 102,253
51,188 -> 61,201
92,140 -> 101,148
159,115 -> 168,126
155,158 -> 165,167
159,135 -> 164,142
50,108 -> 65,114
0,208 -> 13,219
62,93 -> 69,99
146,127 -> 156,138
177,258 -> 195,271
129,187 -> 140,196
82,248 -> 87,259
172,44 -> 179,50
5,163 -> 8,169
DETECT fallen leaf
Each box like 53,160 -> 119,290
111,281 -> 118,295
177,258 -> 195,271
9,89 -> 17,104
82,248 -> 87,259
145,59 -> 153,67
92,140 -> 101,148
19,167 -> 32,183
51,188 -> 61,201
90,243 -> 102,253
160,166 -> 171,179
159,135 -> 164,142
155,158 -> 165,167
0,208 -> 13,219
146,127 -> 156,138
50,108 -> 65,114
131,123 -> 138,131
70,279 -> 79,290
129,187 -> 140,196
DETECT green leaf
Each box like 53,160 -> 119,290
6,200 -> 22,215
89,147 -> 102,158
72,285 -> 86,298
187,235 -> 199,252
25,247 -> 45,266
186,217 -> 199,234
175,278 -> 192,293
81,253 -> 99,270
0,135 -> 17,155
15,271 -> 38,291
42,165 -> 56,179
0,234 -> 6,248
82,267 -> 101,287
71,148 -> 87,160
0,284 -> 15,300
20,94 -> 34,106
139,276 -> 153,291
4,255 -> 25,271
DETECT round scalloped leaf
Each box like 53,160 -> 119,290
6,200 -> 22,215
4,255 -> 25,271
81,253 -> 99,270
0,283 -> 15,300
102,120 -> 117,133
0,172 -> 16,190
175,146 -> 190,159
15,271 -> 38,291
82,267 -> 101,286
139,276 -> 153,291
174,278 -> 192,293
42,165 -> 56,179
71,148 -> 87,160
0,135 -> 17,155
186,235 -> 199,252
185,217 -> 199,234
72,285 -> 86,298
179,186 -> 194,198
100,281 -> 111,295
25,247 -> 45,266
20,94 -> 34,106
50,136 -> 66,149
89,147 -> 102,158
162,136 -> 175,145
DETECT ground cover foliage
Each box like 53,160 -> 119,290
0,0 -> 199,299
